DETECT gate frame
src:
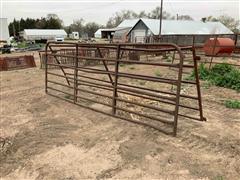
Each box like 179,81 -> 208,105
45,42 -> 206,136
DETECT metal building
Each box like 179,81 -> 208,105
22,29 -> 67,41
94,19 -> 138,39
0,18 -> 10,43
127,19 -> 234,43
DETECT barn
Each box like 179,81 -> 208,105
22,29 -> 67,42
0,18 -> 10,43
126,19 -> 234,44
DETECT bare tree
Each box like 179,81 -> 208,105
217,15 -> 239,32
84,22 -> 103,37
177,15 -> 194,21
147,7 -> 175,20
69,19 -> 85,36
106,7 -> 176,28
202,15 -> 239,32
106,10 -> 139,28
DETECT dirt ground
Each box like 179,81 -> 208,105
0,52 -> 240,180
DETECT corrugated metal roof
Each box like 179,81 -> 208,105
24,29 -> 67,36
94,27 -> 131,36
94,29 -> 103,35
117,19 -> 139,28
135,19 -> 233,35
100,27 -> 129,32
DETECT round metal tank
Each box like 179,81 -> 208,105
203,38 -> 234,56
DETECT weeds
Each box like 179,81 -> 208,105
224,100 -> 240,109
64,95 -> 72,99
165,56 -> 172,62
202,82 -> 212,89
129,66 -> 135,70
139,81 -> 146,86
187,63 -> 240,91
154,70 -> 162,77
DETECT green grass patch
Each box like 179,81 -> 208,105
17,41 -> 28,48
165,57 -> 172,62
202,81 -> 212,89
187,63 -> 240,91
129,66 -> 135,70
138,81 -> 146,86
120,64 -> 126,67
64,95 -> 72,100
154,70 -> 162,77
224,100 -> 240,109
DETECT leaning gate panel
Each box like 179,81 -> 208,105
45,42 -> 206,136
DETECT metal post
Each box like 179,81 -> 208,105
45,44 -> 48,93
192,35 -> 195,48
209,35 -> 218,69
74,44 -> 79,103
234,33 -> 238,46
112,45 -> 121,115
173,48 -> 184,136
192,48 -> 206,122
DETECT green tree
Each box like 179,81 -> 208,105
8,14 -> 64,37
46,14 -> 63,29
35,18 -> 47,29
83,22 -> 102,37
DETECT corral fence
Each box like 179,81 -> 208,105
152,34 -> 240,68
45,42 -> 206,136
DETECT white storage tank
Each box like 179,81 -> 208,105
0,18 -> 10,43
70,32 -> 79,40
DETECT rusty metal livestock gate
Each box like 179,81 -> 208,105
45,42 -> 206,136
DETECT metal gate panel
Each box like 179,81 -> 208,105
45,42 -> 206,136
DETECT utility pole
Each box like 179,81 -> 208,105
159,0 -> 163,38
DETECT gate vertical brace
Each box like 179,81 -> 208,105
74,44 -> 79,104
48,46 -> 71,86
173,51 -> 184,136
112,45 -> 121,115
45,44 -> 48,93
96,47 -> 114,86
192,47 -> 206,121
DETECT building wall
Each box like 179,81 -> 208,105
130,21 -> 150,43
153,34 -> 237,46
113,28 -> 131,43
127,19 -> 236,45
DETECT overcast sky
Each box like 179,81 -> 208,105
1,0 -> 239,26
